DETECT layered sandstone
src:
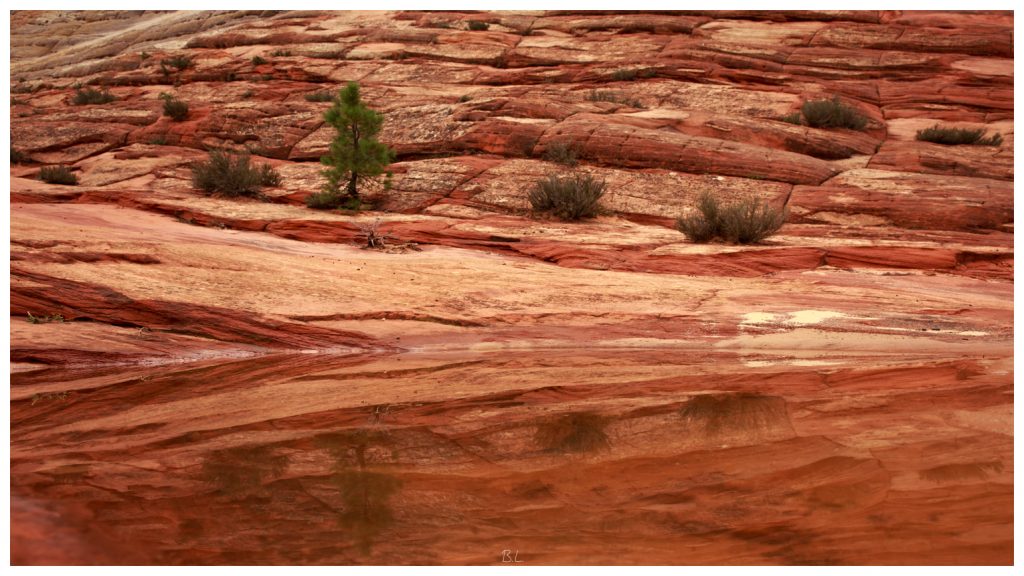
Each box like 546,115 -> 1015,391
9,10 -> 1013,566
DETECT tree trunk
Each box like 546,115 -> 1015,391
347,123 -> 361,199
346,171 -> 358,198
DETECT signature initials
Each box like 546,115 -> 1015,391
501,549 -> 523,563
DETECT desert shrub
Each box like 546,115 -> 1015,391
160,93 -> 189,121
586,90 -> 643,108
241,89 -> 254,99
611,68 -> 637,81
778,112 -> 802,125
26,312 -> 65,324
529,172 -> 606,221
719,198 -> 788,244
304,90 -> 334,102
270,49 -> 291,57
306,190 -> 341,209
11,147 -> 27,164
676,192 -> 720,243
39,165 -> 78,185
161,55 -> 193,71
800,97 -> 868,130
305,191 -> 361,211
313,49 -> 348,60
676,191 -> 787,244
535,412 -> 610,453
72,87 -> 116,105
467,20 -> 490,31
190,150 -> 281,197
543,140 -> 580,167
256,162 -> 281,186
251,55 -> 267,65
587,90 -> 621,103
915,124 -> 1003,146
148,135 -> 168,145
139,51 -> 151,60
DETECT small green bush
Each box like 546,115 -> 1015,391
467,20 -> 490,31
586,90 -> 643,108
11,147 -> 27,164
161,55 -> 193,71
251,55 -> 267,65
256,162 -> 281,187
39,165 -> 78,185
305,191 -> 362,210
529,172 -> 607,221
676,191 -> 787,244
191,151 -> 281,198
161,94 -> 189,121
778,112 -> 802,125
72,88 -> 116,105
610,69 -> 638,81
915,124 -> 1003,146
306,191 -> 341,209
270,49 -> 291,57
800,97 -> 868,130
304,91 -> 334,102
543,141 -> 580,167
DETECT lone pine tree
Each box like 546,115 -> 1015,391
312,81 -> 394,209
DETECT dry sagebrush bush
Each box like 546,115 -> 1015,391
676,191 -> 787,244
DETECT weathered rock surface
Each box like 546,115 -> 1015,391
9,9 -> 1013,566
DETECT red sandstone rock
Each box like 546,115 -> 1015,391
7,9 -> 1014,567
790,169 -> 1013,231
868,140 -> 1012,181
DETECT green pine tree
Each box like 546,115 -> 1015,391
315,82 -> 394,208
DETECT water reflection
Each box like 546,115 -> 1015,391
535,412 -> 610,453
9,351 -> 1013,565
315,430 -> 402,553
678,393 -> 794,444
202,445 -> 288,498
